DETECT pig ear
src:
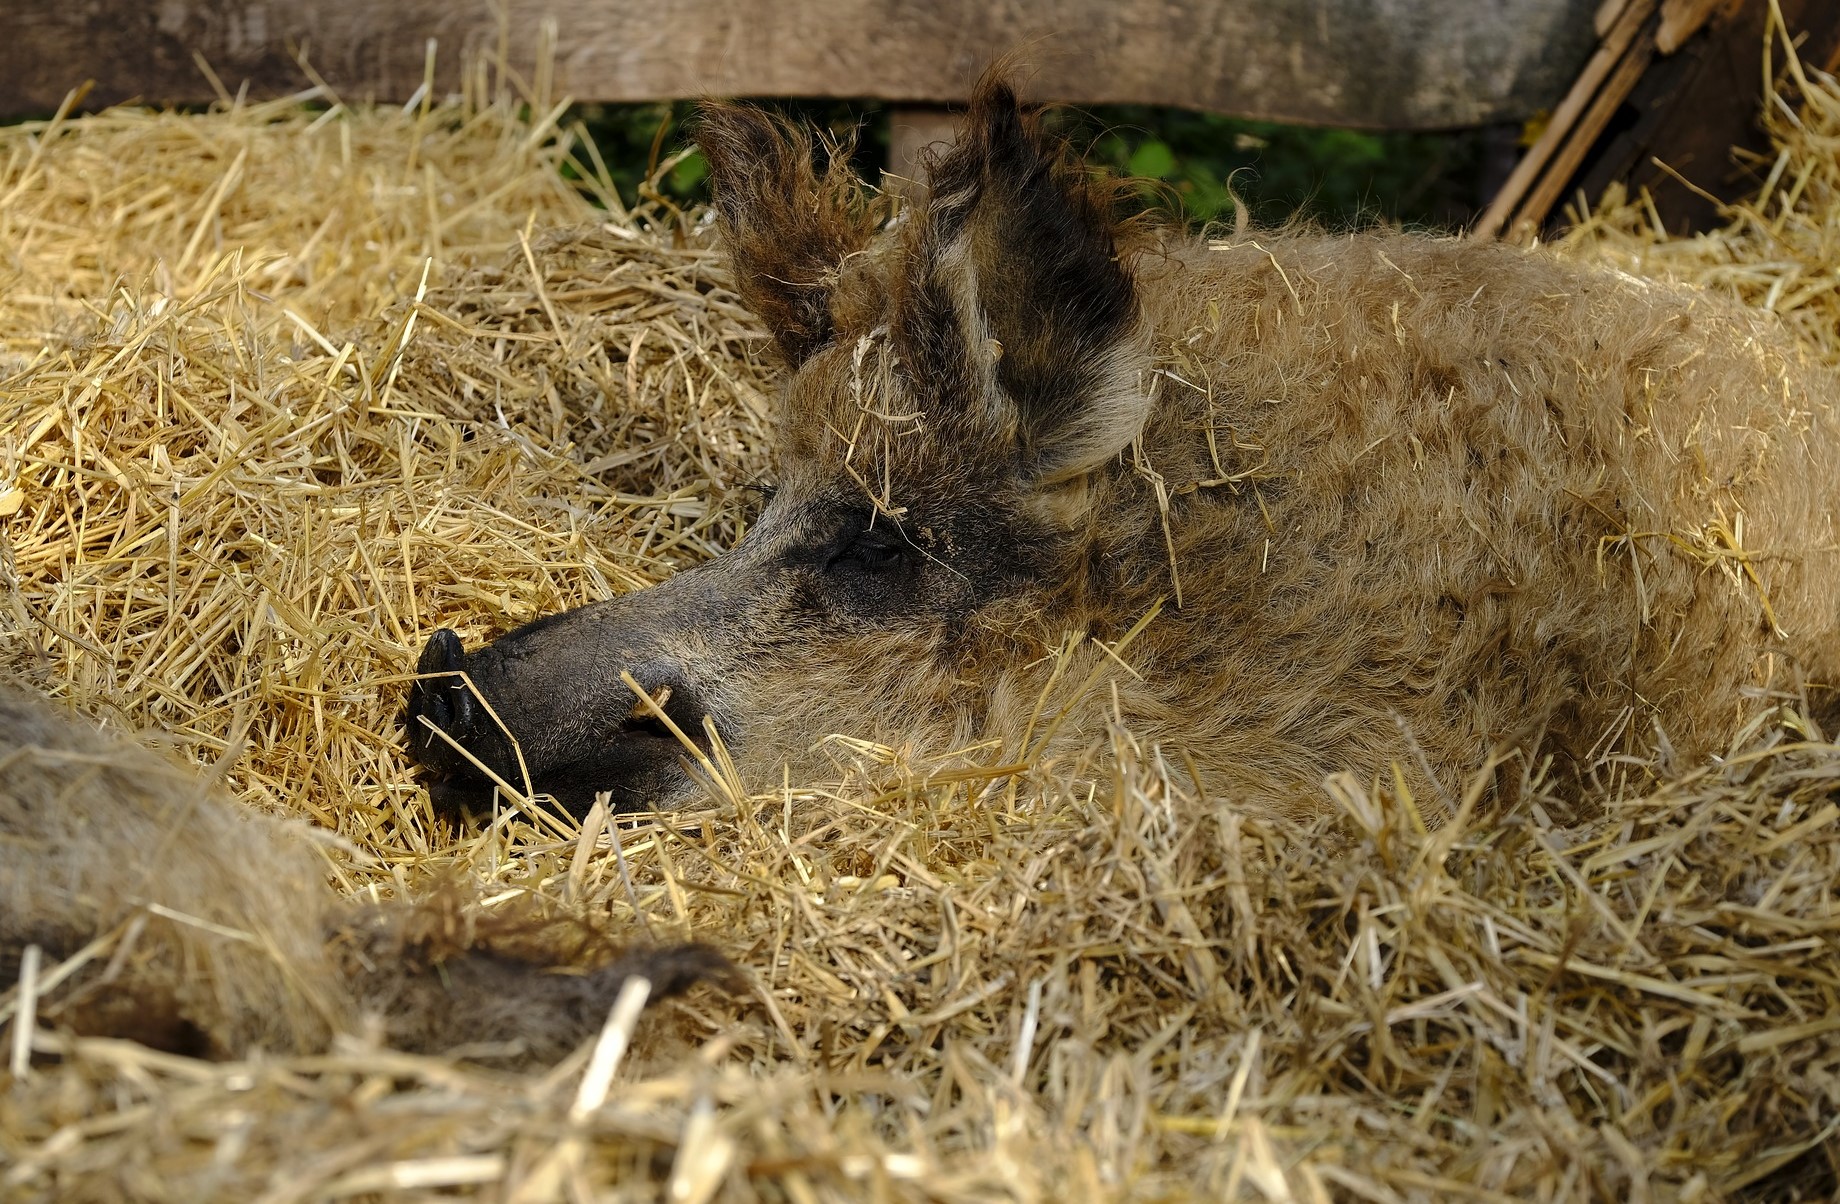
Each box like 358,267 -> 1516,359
696,103 -> 878,367
904,78 -> 1146,482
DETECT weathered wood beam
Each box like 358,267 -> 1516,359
885,107 -> 957,193
1477,0 -> 1840,239
5,0 -> 1599,130
1572,0 -> 1840,235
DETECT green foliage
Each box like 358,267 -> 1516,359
669,149 -> 709,195
1052,107 -> 1493,230
1125,139 -> 1177,180
573,98 -> 885,214
572,99 -> 1491,232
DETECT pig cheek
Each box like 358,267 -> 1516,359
666,579 -> 827,729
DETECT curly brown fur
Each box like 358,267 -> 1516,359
409,75 -> 1840,823
0,682 -> 733,1059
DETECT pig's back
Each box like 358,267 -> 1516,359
1117,232 -> 1840,798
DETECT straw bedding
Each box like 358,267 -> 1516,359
3,51 -> 1839,1204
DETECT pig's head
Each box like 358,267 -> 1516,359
406,80 -> 1154,815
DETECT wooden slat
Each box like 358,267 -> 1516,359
1510,25 -> 1658,233
3,0 -> 1601,130
1572,0 -> 1840,234
1595,0 -> 1636,37
1656,0 -> 1736,53
886,108 -> 957,192
1474,0 -> 1840,239
1473,0 -> 1661,238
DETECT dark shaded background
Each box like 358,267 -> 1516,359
578,100 -> 1519,232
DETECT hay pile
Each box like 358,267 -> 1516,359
3,56 -> 1840,1204
1561,27 -> 1840,364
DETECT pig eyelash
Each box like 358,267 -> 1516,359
820,510 -> 971,584
825,514 -> 915,576
833,512 -> 909,568
836,534 -> 906,571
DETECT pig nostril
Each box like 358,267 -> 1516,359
445,682 -> 476,737
418,628 -> 465,676
412,629 -> 475,740
626,714 -> 677,743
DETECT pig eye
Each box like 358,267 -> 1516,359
831,530 -> 908,574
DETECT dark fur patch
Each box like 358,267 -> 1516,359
695,105 -> 885,366
339,885 -> 739,1060
901,75 -> 1140,470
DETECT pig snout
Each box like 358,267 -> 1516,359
404,613 -> 714,816
409,629 -> 478,750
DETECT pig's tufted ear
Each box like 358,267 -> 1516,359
697,104 -> 881,368
899,74 -> 1148,483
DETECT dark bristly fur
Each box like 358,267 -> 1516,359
0,682 -> 733,1060
905,78 -> 1139,473
696,105 -> 883,367
408,74 -> 1840,823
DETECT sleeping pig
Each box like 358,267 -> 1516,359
407,77 -> 1840,819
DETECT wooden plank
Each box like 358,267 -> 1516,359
1655,0 -> 1733,54
1596,0 -> 1636,36
1508,20 -> 1658,235
1473,0 -> 1660,238
1475,0 -> 1840,239
886,107 -> 957,193
3,0 -> 1601,130
1570,0 -> 1840,235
